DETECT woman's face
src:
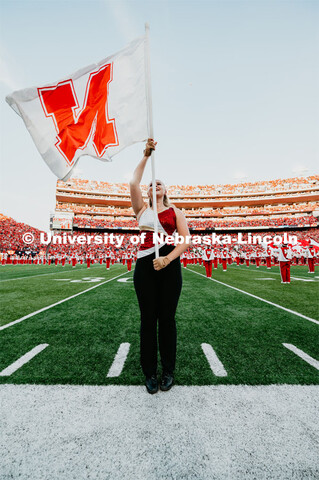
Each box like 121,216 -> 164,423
147,180 -> 166,199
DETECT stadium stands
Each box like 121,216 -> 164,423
1,175 -> 318,259
54,175 -> 319,233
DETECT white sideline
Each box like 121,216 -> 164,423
107,343 -> 131,377
283,343 -> 319,370
1,385 -> 318,480
201,343 -> 227,377
187,268 -> 319,325
0,344 -> 49,376
0,272 -> 129,331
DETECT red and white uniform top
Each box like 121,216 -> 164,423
278,245 -> 292,262
202,249 -> 214,261
304,247 -> 314,259
137,207 -> 177,259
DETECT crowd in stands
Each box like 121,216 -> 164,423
72,215 -> 318,230
1,212 -> 318,262
188,216 -> 318,229
73,217 -> 137,228
0,214 -> 43,252
56,203 -> 134,215
57,190 -> 319,202
2,210 -> 318,258
57,176 -> 319,197
58,179 -> 130,195
186,203 -> 318,216
36,228 -> 319,259
55,202 -> 318,218
168,177 -> 319,196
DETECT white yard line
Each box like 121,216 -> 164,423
186,268 -> 319,325
283,344 -> 319,371
201,343 -> 227,377
0,272 -> 129,331
237,266 -> 316,282
290,277 -> 315,282
0,344 -> 49,376
107,343 -> 131,377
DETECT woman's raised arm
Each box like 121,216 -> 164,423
129,139 -> 157,216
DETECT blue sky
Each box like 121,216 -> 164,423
0,0 -> 318,230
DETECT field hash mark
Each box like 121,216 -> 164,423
283,343 -> 319,371
0,344 -> 49,376
201,343 -> 228,377
107,343 -> 131,377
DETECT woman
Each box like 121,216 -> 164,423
130,138 -> 190,394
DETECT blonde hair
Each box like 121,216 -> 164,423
149,194 -> 170,208
148,180 -> 170,208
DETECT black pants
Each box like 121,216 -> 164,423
133,245 -> 182,377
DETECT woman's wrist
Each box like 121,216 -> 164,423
164,255 -> 172,265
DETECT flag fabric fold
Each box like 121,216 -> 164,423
6,36 -> 148,180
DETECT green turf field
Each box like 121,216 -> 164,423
0,262 -> 318,386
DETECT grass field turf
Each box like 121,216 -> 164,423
0,262 -> 318,386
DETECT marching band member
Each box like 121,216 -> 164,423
105,249 -> 112,270
71,254 -> 77,268
220,248 -> 227,272
198,249 -> 203,265
2,252 -> 7,265
278,243 -> 292,284
182,251 -> 188,268
265,246 -> 272,269
255,250 -> 261,268
213,248 -> 219,269
244,251 -> 250,267
202,246 -> 214,278
305,245 -> 315,273
125,250 -> 133,272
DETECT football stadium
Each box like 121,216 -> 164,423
1,0 -> 319,478
1,175 -> 319,478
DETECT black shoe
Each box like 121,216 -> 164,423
145,375 -> 158,394
160,372 -> 174,391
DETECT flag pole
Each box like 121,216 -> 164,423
145,22 -> 159,259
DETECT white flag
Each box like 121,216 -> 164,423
6,36 -> 149,180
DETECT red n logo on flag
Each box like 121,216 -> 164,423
38,63 -> 118,165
